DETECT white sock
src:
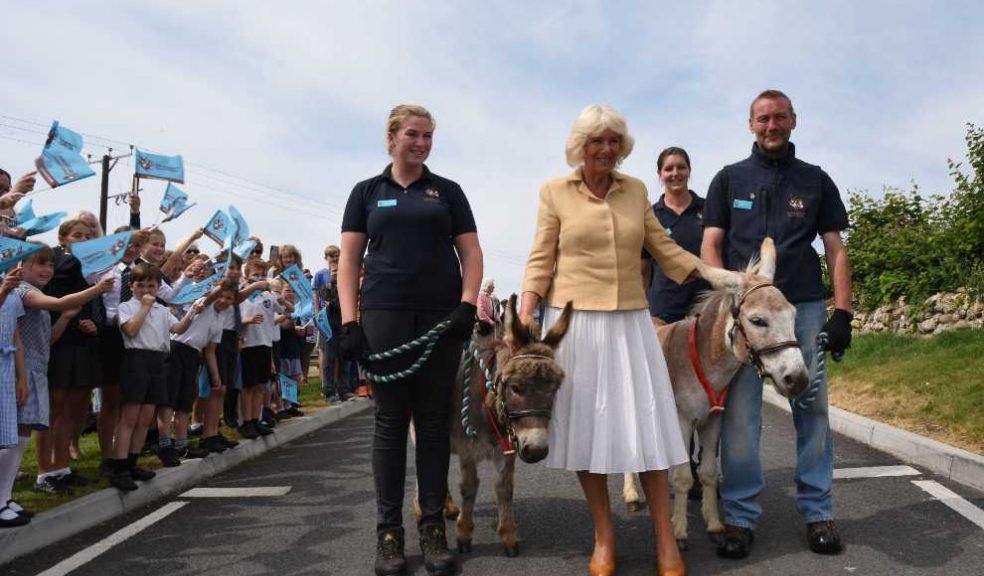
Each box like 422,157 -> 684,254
0,438 -> 27,508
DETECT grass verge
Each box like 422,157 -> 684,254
11,374 -> 331,514
827,328 -> 984,454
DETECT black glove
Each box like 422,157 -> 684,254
338,321 -> 366,361
447,302 -> 478,340
822,309 -> 853,355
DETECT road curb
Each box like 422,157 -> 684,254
763,387 -> 984,492
0,398 -> 371,566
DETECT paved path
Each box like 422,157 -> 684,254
5,404 -> 983,575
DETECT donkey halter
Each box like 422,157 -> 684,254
728,282 -> 801,375
493,353 -> 557,423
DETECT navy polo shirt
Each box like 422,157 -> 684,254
645,191 -> 710,320
341,164 -> 477,312
703,143 -> 849,304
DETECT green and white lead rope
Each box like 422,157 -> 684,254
460,340 -> 495,438
792,332 -> 843,410
359,320 -> 451,384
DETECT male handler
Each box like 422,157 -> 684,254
702,89 -> 854,558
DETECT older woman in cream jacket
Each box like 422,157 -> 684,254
520,105 -> 701,576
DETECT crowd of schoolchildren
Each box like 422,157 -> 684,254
0,168 -> 362,527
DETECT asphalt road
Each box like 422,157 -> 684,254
5,404 -> 983,576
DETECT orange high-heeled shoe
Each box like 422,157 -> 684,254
588,558 -> 616,576
657,563 -> 686,576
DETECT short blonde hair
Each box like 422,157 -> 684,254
565,104 -> 635,168
386,104 -> 435,154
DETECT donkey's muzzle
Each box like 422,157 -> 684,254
519,443 -> 548,463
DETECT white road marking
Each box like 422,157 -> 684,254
833,465 -> 921,479
912,480 -> 984,530
37,501 -> 188,576
180,486 -> 292,498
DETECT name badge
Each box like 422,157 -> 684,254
733,199 -> 753,210
377,199 -> 397,208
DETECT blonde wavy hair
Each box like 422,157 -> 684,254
565,104 -> 635,168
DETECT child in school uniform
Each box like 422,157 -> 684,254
39,219 -> 105,493
155,288 -> 220,466
110,263 -> 196,491
198,280 -> 241,454
0,271 -> 27,527
237,261 -> 285,439
276,285 -> 306,418
8,245 -> 115,497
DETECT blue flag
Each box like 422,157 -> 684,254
19,211 -> 68,237
293,301 -> 313,323
160,183 -> 196,223
228,205 -> 249,247
203,209 -> 231,245
15,199 -> 36,226
233,238 -> 257,261
314,307 -> 332,340
279,264 -> 314,311
278,374 -> 299,404
34,121 -> 96,188
168,272 -> 223,305
70,230 -> 132,277
135,149 -> 184,183
212,260 -> 228,276
0,237 -> 44,272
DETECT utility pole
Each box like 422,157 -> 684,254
97,147 -> 134,233
99,152 -> 111,232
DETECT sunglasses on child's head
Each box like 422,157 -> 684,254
186,249 -> 200,255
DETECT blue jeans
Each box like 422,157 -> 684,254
720,299 -> 834,529
320,334 -> 355,398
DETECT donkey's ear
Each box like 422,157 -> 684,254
505,294 -> 531,349
542,300 -> 573,348
697,261 -> 741,293
755,237 -> 776,281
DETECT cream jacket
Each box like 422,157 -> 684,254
522,169 -> 700,311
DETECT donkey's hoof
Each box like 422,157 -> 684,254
444,507 -> 460,520
676,539 -> 689,551
504,543 -> 520,557
457,539 -> 472,554
626,500 -> 644,513
707,531 -> 724,546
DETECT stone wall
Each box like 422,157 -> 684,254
852,288 -> 984,335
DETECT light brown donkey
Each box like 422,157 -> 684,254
623,238 -> 809,549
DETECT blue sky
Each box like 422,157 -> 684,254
2,1 -> 983,293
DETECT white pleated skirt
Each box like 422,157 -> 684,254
542,307 -> 688,474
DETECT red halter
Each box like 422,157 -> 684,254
688,316 -> 728,415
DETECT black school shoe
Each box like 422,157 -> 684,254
177,443 -> 209,460
807,521 -> 843,554
419,524 -> 454,575
238,421 -> 260,439
254,420 -> 274,436
127,454 -> 156,481
109,460 -> 138,491
33,476 -> 74,496
716,525 -> 755,559
59,470 -> 94,487
157,445 -> 182,467
375,530 -> 407,576
0,506 -> 30,528
201,435 -> 228,454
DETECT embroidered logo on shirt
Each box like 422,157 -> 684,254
788,195 -> 806,218
425,188 -> 440,199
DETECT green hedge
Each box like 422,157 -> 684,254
846,124 -> 984,310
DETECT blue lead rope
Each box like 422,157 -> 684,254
359,320 -> 451,384
793,332 -> 844,410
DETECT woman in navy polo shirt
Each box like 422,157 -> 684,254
338,104 -> 483,576
644,147 -> 709,326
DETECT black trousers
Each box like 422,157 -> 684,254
361,309 -> 462,536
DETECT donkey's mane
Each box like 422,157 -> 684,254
688,256 -> 763,317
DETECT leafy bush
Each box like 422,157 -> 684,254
846,124 -> 984,309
